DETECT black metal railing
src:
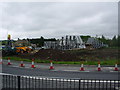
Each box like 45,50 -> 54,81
1,74 -> 120,90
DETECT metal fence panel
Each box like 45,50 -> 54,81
1,74 -> 120,90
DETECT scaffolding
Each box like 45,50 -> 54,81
44,35 -> 86,50
86,37 -> 108,48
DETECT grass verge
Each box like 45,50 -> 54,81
2,56 -> 119,65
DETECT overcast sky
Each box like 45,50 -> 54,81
0,2 -> 118,40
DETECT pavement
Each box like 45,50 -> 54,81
1,59 -> 120,72
1,64 -> 119,80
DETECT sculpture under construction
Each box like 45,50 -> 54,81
44,35 -> 86,50
86,37 -> 108,48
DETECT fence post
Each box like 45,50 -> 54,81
18,76 -> 20,90
79,79 -> 81,90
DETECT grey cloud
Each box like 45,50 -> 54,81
0,2 -> 118,40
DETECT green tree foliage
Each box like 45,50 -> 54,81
97,35 -> 119,47
80,35 -> 91,42
29,36 -> 56,47
1,40 -> 7,45
97,35 -> 110,46
29,36 -> 44,47
118,35 -> 120,47
111,36 -> 118,47
44,38 -> 56,41
1,35 -> 119,48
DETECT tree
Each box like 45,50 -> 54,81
116,35 -> 120,47
80,35 -> 91,42
111,35 -> 117,47
101,35 -> 106,40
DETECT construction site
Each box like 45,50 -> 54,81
0,2 -> 119,90
1,34 -> 118,63
0,34 -> 119,90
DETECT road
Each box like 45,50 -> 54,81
2,64 -> 119,80
1,64 -> 120,89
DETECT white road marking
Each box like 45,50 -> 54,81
63,70 -> 79,71
8,65 -> 32,69
63,70 -> 90,72
108,67 -> 114,69
4,65 -> 120,72
110,71 -> 120,72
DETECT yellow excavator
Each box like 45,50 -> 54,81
3,34 -> 32,55
15,46 -> 32,53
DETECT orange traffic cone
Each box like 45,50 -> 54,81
114,63 -> 119,71
0,58 -> 2,64
49,60 -> 54,70
80,63 -> 84,71
20,61 -> 24,67
7,58 -> 11,65
98,61 -> 101,71
31,59 -> 35,68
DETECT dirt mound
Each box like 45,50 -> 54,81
16,48 -> 118,62
34,49 -> 81,61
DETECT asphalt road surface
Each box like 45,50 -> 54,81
1,64 -> 120,89
2,64 -> 119,80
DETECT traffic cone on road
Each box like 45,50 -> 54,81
7,58 -> 11,65
80,63 -> 84,71
20,61 -> 24,67
49,60 -> 54,70
98,61 -> 101,71
31,59 -> 35,68
0,58 -> 2,64
114,63 -> 119,71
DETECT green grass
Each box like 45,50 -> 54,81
2,56 -> 119,65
